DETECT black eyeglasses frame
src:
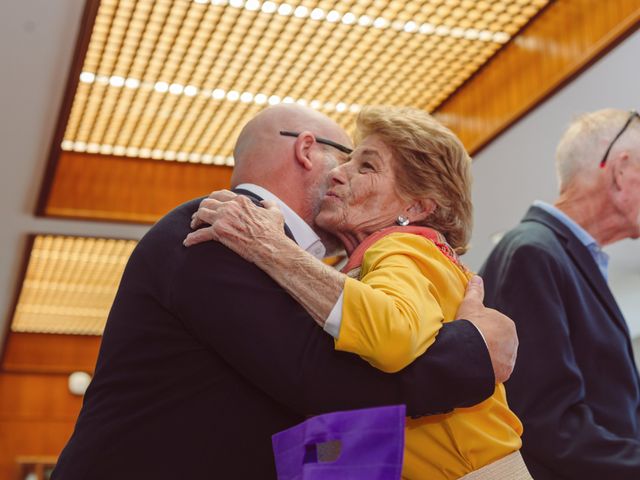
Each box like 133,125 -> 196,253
279,130 -> 353,155
599,110 -> 639,168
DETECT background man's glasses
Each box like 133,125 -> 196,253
600,110 -> 638,168
280,131 -> 353,155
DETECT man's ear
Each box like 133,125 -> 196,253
611,151 -> 631,191
404,198 -> 436,223
294,131 -> 315,171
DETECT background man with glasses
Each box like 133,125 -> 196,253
480,109 -> 640,479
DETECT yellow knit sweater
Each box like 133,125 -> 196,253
337,232 -> 523,479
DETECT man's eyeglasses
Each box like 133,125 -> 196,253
280,130 -> 353,155
600,110 -> 639,168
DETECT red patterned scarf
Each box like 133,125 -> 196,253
341,226 -> 465,274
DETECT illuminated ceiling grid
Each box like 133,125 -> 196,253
62,0 -> 548,164
11,235 -> 137,335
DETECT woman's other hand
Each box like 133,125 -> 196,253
456,276 -> 518,384
183,193 -> 288,265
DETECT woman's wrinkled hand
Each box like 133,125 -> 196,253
189,189 -> 238,230
183,191 -> 287,265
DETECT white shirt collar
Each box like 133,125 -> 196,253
234,183 -> 326,259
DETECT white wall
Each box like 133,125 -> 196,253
464,29 -> 640,335
0,1 -> 149,346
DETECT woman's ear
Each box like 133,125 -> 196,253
294,131 -> 315,171
405,198 -> 436,223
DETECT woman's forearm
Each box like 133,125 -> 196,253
253,235 -> 346,327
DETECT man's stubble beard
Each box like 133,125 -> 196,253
306,181 -> 345,257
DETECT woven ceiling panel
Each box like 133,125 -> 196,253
11,235 -> 137,335
61,0 -> 548,164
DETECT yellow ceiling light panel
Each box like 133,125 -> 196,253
11,235 -> 137,335
62,0 -> 548,164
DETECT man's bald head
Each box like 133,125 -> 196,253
232,104 -> 350,175
230,104 -> 352,227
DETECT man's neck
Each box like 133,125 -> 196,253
232,179 -> 310,224
554,189 -> 628,246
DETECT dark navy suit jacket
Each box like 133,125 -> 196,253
52,194 -> 494,479
481,205 -> 640,479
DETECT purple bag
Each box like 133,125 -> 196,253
272,405 -> 406,480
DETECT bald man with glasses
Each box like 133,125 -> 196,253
481,109 -> 640,479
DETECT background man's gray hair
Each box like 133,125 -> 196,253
555,108 -> 640,192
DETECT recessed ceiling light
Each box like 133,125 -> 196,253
261,1 -> 277,13
479,30 -> 494,42
154,81 -> 169,93
403,21 -> 418,33
310,8 -> 325,21
183,85 -> 198,96
109,75 -> 125,87
326,10 -> 341,23
79,72 -> 95,83
87,143 -> 100,153
373,17 -> 389,29
358,15 -> 373,27
100,144 -> 113,155
278,3 -> 293,16
113,145 -> 126,156
125,78 -> 140,88
419,22 -> 435,34
294,5 -> 309,18
169,83 -> 184,95
245,0 -> 261,11
341,12 -> 356,25
73,141 -> 87,152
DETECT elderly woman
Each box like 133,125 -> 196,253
185,106 -> 529,479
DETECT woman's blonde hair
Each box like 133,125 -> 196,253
354,106 -> 473,254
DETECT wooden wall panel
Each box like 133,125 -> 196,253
44,151 -> 233,223
0,373 -> 82,420
0,373 -> 82,480
435,0 -> 640,155
0,333 -> 100,478
3,333 -> 101,375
